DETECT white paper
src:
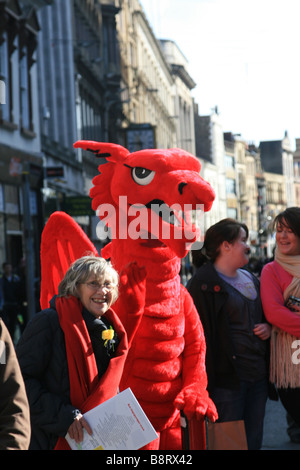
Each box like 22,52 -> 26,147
65,388 -> 158,450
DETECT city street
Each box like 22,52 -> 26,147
262,398 -> 300,450
13,321 -> 300,451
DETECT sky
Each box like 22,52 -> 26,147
140,0 -> 300,149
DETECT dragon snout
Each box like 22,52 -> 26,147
177,178 -> 215,211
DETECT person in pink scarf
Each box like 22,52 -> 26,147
261,207 -> 300,432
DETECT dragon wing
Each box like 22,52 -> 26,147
40,211 -> 99,310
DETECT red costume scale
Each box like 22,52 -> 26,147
40,141 -> 218,450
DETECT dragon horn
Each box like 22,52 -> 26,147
73,140 -> 129,162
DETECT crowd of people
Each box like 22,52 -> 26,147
1,208 -> 300,449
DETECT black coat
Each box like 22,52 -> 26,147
16,300 -> 75,450
187,262 -> 264,392
16,297 -> 121,450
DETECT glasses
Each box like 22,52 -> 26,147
83,281 -> 114,291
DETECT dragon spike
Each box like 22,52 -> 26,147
73,140 -> 130,162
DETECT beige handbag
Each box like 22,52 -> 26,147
206,420 -> 248,450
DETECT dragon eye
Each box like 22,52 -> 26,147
131,167 -> 155,186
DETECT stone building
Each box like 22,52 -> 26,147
159,39 -> 196,155
2,0 -> 297,290
194,108 -> 227,229
260,131 -> 295,209
116,0 -> 176,150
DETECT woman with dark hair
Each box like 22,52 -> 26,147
188,218 -> 271,450
260,207 -> 300,430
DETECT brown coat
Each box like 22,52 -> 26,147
0,318 -> 30,449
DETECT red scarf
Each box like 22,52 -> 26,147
54,296 -> 128,450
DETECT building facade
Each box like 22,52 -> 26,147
37,0 -> 84,213
0,0 -> 54,319
0,0 -> 46,273
37,0 -> 123,251
195,109 -> 227,229
159,39 -> 196,155
116,0 -> 176,150
1,0 -> 299,296
260,132 -> 295,208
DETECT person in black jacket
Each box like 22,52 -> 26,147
188,218 -> 271,450
16,255 -> 129,450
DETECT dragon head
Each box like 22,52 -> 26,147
74,141 -> 215,259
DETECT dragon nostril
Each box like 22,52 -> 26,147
178,182 -> 187,195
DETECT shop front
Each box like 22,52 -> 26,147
0,144 -> 44,319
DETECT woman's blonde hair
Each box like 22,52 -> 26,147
58,254 -> 119,304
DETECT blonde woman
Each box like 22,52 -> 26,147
16,255 -> 128,450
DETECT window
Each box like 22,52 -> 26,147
102,7 -> 120,71
18,18 -> 37,135
278,184 -> 283,203
20,45 -> 30,129
80,88 -> 102,141
0,31 -> 11,122
4,184 -> 20,215
226,178 -> 236,195
1,8 -> 38,132
227,208 -> 237,219
225,154 -> 235,169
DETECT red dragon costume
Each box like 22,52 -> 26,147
40,141 -> 218,450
